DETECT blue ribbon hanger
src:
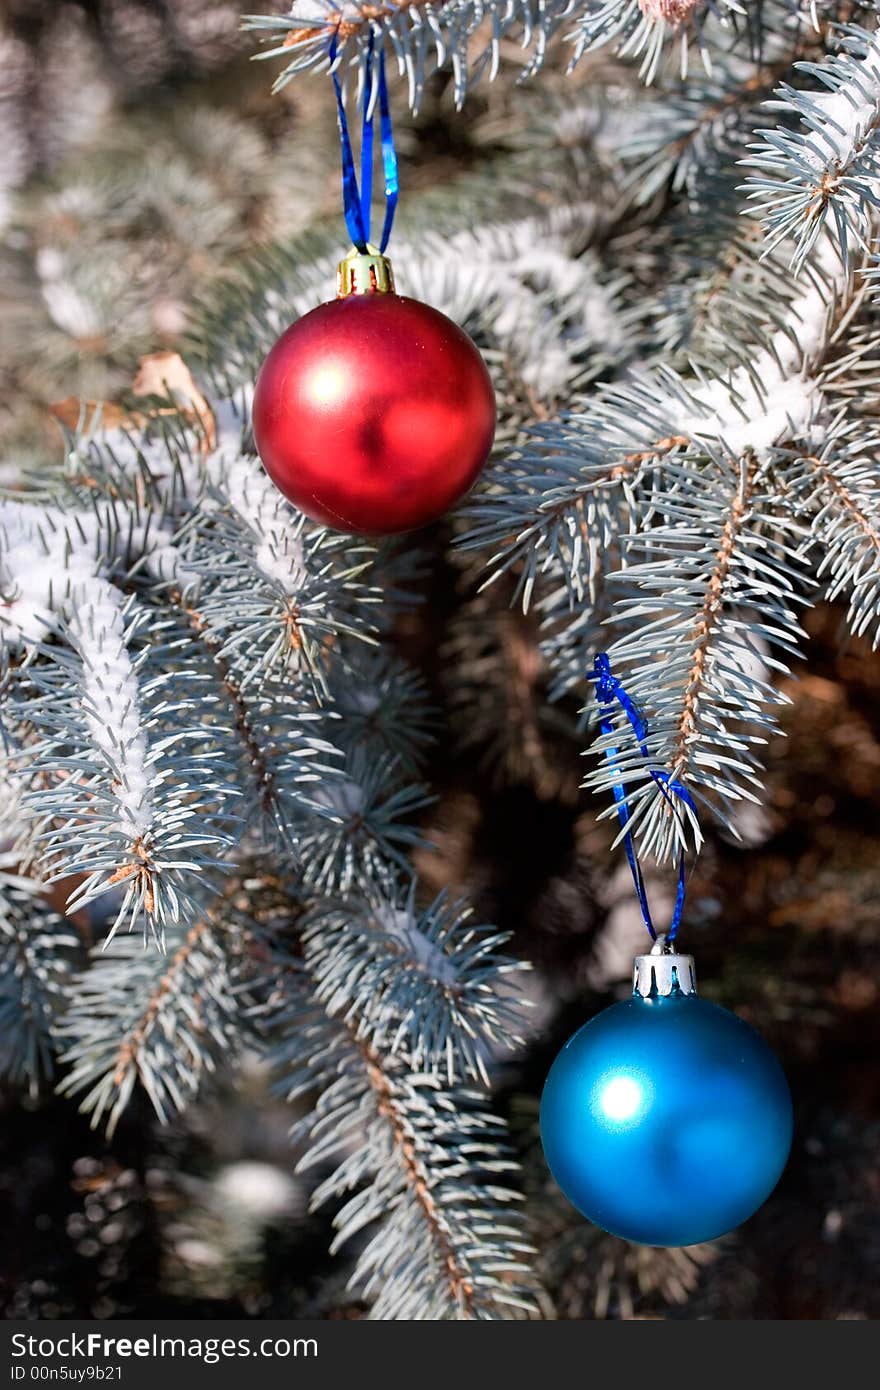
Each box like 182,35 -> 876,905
592,654 -> 698,942
329,31 -> 399,253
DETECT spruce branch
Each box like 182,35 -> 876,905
58,895 -> 246,1136
0,499 -> 237,944
622,2 -> 855,210
793,430 -> 880,646
324,645 -> 435,774
296,747 -> 432,894
591,451 -> 806,859
346,1039 -> 536,1318
188,492 -> 378,698
569,0 -> 743,86
468,224 -> 856,854
301,888 -> 526,1083
443,579 -> 581,790
245,0 -> 784,105
244,0 -> 577,110
167,585 -> 340,848
744,22 -> 880,272
263,958 -> 540,1318
0,868 -> 79,1097
461,403 -> 652,610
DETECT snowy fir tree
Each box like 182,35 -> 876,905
2,0 -> 880,1319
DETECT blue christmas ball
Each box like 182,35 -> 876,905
540,992 -> 793,1246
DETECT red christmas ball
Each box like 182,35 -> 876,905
251,289 -> 496,534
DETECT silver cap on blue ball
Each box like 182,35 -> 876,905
633,933 -> 697,999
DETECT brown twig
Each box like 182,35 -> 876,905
805,454 -> 880,557
671,456 -> 758,782
110,874 -> 242,1091
359,1035 -> 478,1316
283,5 -> 422,48
171,591 -> 278,819
112,918 -> 210,1087
623,434 -> 689,466
106,836 -> 157,914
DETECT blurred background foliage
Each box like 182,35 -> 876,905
1,0 -> 878,1321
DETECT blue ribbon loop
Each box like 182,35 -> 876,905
592,653 -> 698,943
329,33 -> 399,254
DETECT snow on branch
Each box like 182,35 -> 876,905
67,580 -> 155,845
667,246 -> 842,462
0,500 -> 234,943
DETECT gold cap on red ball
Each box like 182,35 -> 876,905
337,244 -> 396,298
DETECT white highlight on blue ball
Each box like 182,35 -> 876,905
599,1075 -> 644,1121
